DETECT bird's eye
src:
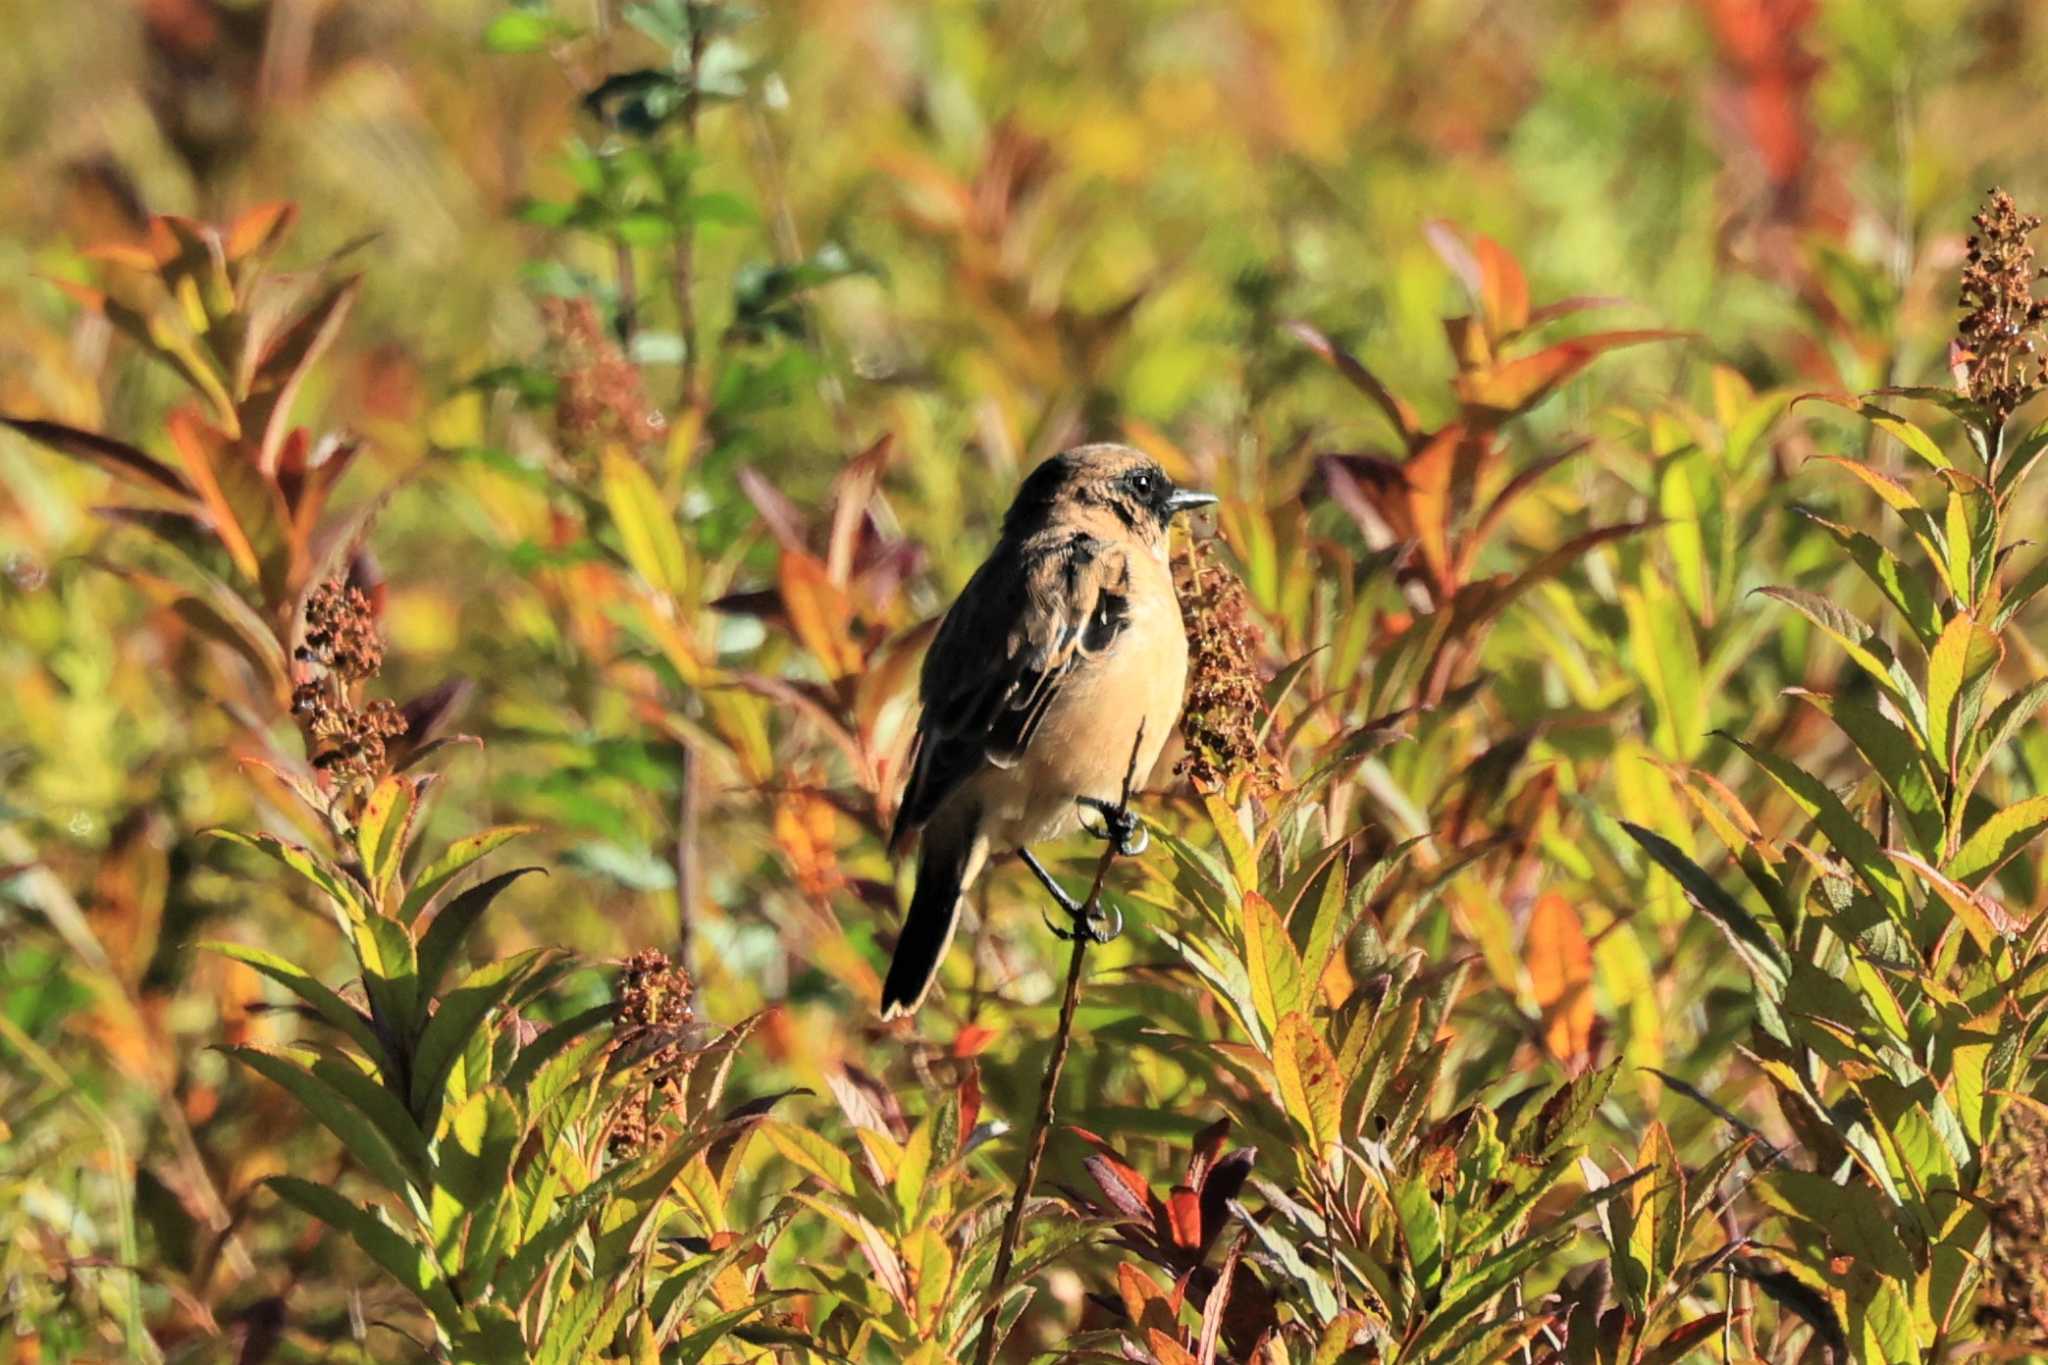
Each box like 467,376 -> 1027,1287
1132,471 -> 1155,494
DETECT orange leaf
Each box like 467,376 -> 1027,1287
166,407 -> 266,586
778,549 -> 865,679
1148,1329 -> 1199,1365
1404,427 -> 1462,594
1166,1186 -> 1203,1250
1527,892 -> 1595,1064
1456,331 -> 1680,420
1427,222 -> 1531,341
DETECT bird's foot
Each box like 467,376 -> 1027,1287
1046,898 -> 1123,944
1020,847 -> 1124,944
1075,795 -> 1148,857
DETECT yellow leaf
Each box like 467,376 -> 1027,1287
1241,891 -> 1303,1038
1272,1012 -> 1342,1164
759,1120 -> 856,1197
601,445 -> 689,598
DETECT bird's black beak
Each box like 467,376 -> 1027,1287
1164,488 -> 1219,518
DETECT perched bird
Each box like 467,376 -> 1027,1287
880,444 -> 1216,1018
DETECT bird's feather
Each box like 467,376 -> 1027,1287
890,528 -> 1132,849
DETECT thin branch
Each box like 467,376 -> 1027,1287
673,10 -> 706,409
970,724 -> 1147,1365
673,741 -> 698,972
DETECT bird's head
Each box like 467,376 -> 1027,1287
1002,444 -> 1217,548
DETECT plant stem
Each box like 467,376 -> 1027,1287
970,727 -> 1146,1365
673,740 -> 698,973
614,237 -> 637,345
673,11 -> 706,408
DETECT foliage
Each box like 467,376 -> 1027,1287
5,2 -> 2048,1363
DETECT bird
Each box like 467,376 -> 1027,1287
879,443 -> 1216,1018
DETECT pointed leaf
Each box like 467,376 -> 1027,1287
1,417 -> 195,499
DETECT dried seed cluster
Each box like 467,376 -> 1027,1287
607,948 -> 698,1158
291,578 -> 407,796
1981,1103 -> 2048,1341
1957,187 -> 2048,427
297,579 -> 383,681
543,296 -> 665,453
1176,538 -> 1276,796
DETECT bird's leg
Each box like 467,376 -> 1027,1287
1075,795 -> 1148,857
1019,847 -> 1121,944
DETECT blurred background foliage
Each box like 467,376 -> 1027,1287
5,0 -> 2048,1360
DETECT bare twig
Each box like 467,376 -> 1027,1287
970,724 -> 1147,1365
672,10 -> 706,408
613,239 -> 637,345
673,742 -> 698,972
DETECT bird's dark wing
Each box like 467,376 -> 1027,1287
889,529 -> 1132,848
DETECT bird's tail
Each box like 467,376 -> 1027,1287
880,811 -> 984,1019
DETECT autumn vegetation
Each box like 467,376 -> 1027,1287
4,2 -> 2048,1363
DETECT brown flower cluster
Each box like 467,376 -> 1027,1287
1175,538 -> 1277,796
607,948 -> 698,1158
291,578 -> 407,797
1981,1102 -> 2048,1342
542,296 -> 665,454
1957,187 -> 2048,427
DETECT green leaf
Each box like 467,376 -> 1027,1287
208,829 -> 366,925
356,775 -> 423,904
1756,588 -> 1927,738
269,1176 -> 460,1325
1233,1199 -> 1340,1321
415,868 -> 546,1013
1947,792 -> 2048,887
204,941 -> 390,1073
1241,891 -> 1304,1036
1392,1174 -> 1444,1290
410,948 -> 567,1117
894,1100 -> 941,1231
1785,690 -> 1942,858
401,825 -> 538,923
1734,740 -> 1909,923
439,1087 -> 522,1210
1926,611 -> 2002,771
602,447 -> 688,597
227,1046 -> 417,1197
355,912 -> 420,1044
482,11 -> 566,52
1621,822 -> 1787,992
1992,551 -> 2048,631
1624,576 -> 1705,760
759,1119 -> 858,1197
1954,678 -> 2048,823
1763,1170 -> 1913,1279
1799,511 -> 1942,646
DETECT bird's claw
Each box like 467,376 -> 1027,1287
1044,897 -> 1123,944
1076,795 -> 1148,857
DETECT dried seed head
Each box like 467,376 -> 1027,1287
293,577 -> 406,808
607,948 -> 698,1158
1981,1103 -> 2048,1341
1956,187 -> 2048,427
1175,538 -> 1278,796
297,578 -> 383,682
543,296 -> 665,454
